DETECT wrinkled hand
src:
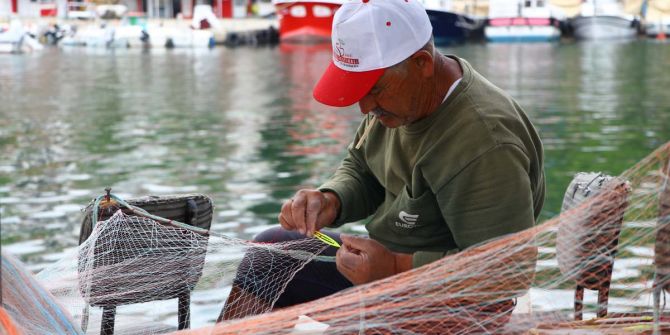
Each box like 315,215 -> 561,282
278,189 -> 340,237
336,234 -> 413,285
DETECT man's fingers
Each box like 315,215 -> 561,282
340,234 -> 373,251
279,200 -> 295,231
304,196 -> 322,237
278,212 -> 292,231
281,189 -> 333,236
291,194 -> 307,235
336,246 -> 361,273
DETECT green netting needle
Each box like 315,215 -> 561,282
314,231 -> 340,248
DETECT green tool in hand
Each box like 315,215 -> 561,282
314,231 -> 340,248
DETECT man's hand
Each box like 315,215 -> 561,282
336,234 -> 413,285
278,189 -> 340,237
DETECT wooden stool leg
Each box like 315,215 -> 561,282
574,285 -> 584,321
597,280 -> 611,318
101,306 -> 116,335
653,285 -> 662,335
178,292 -> 191,330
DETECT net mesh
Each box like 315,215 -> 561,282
78,211 -> 210,308
2,141 -> 669,334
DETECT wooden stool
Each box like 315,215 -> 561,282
556,173 -> 630,320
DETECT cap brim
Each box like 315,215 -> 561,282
313,62 -> 385,107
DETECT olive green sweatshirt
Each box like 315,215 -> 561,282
319,56 -> 545,268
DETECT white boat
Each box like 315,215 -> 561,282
641,0 -> 670,38
114,25 -> 146,48
0,31 -> 25,54
140,26 -> 214,48
191,4 -> 223,30
645,19 -> 670,37
59,24 -> 116,48
59,24 -> 213,49
485,0 -> 562,42
0,20 -> 43,53
165,28 -> 215,48
571,0 -> 638,40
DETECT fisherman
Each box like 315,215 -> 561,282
220,0 -> 544,320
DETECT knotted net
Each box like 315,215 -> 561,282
2,141 -> 669,334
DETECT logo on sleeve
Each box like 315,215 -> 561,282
395,211 -> 419,229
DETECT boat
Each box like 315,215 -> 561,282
571,0 -> 638,40
0,19 -> 43,54
59,24 -> 120,48
273,0 -> 344,43
421,0 -> 485,45
645,19 -> 670,37
164,28 -> 215,48
485,0 -> 562,42
191,4 -> 223,30
0,30 -> 26,54
641,0 -> 670,38
58,24 -> 214,49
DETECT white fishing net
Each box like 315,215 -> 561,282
32,209 -> 328,335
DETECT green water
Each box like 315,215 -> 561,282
0,41 -> 668,266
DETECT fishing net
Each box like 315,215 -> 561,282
1,252 -> 82,334
25,192 -> 329,335
1,141 -> 669,335
76,194 -> 214,333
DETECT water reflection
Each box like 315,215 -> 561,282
579,42 -> 622,116
0,41 -> 668,271
249,43 -> 359,220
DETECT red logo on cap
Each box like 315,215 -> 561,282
334,40 -> 360,67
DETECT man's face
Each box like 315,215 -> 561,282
357,62 -> 423,128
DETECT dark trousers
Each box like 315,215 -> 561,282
233,227 -> 353,308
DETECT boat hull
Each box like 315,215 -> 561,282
275,1 -> 341,43
425,9 -> 483,45
0,42 -> 20,54
572,16 -> 637,40
485,18 -> 560,42
645,21 -> 670,37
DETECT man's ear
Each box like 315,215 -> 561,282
411,50 -> 434,77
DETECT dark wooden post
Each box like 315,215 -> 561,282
654,151 -> 670,333
178,291 -> 191,330
101,306 -> 116,335
574,285 -> 584,321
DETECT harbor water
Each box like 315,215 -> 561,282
1,40 -> 669,326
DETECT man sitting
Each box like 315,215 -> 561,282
220,0 -> 545,321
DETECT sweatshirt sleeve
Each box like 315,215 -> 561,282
318,119 -> 385,227
413,144 -> 536,267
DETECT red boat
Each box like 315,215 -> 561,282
273,0 -> 344,43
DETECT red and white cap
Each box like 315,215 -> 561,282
313,0 -> 433,107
